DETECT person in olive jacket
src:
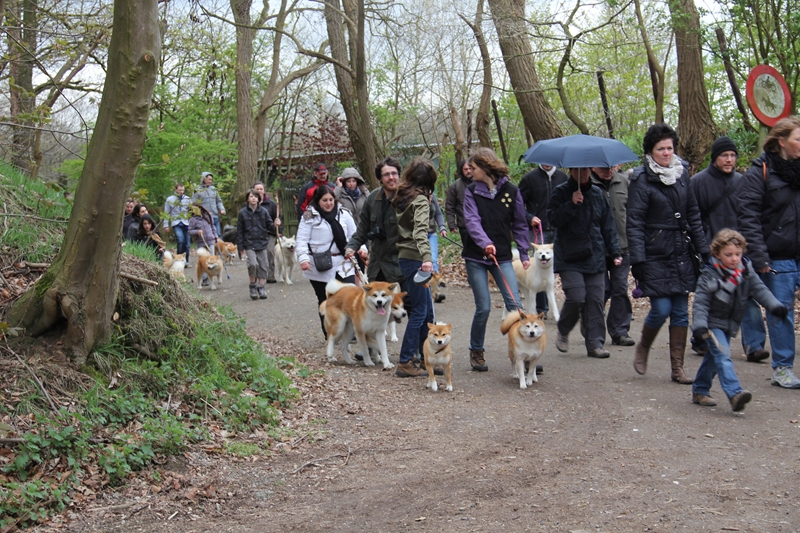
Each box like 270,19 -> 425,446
627,123 -> 709,385
548,167 -> 622,359
237,189 -> 274,300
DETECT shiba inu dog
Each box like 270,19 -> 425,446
423,323 -> 453,392
320,280 -> 397,369
512,244 -> 560,321
216,240 -> 238,265
169,253 -> 186,281
163,250 -> 174,269
196,247 -> 223,290
275,235 -> 297,284
430,271 -> 446,303
387,288 -> 407,342
501,310 -> 547,389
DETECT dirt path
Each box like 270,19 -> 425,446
57,258 -> 800,533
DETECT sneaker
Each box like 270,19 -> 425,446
354,352 -> 364,361
556,332 -> 568,353
202,278 -> 210,287
249,284 -> 258,300
746,349 -> 770,363
523,361 -> 544,374
266,279 -> 278,284
257,285 -> 268,299
691,392 -> 717,407
730,390 -> 753,412
395,361 -> 428,378
612,335 -> 636,346
469,349 -> 488,372
587,348 -> 610,359
771,366 -> 800,389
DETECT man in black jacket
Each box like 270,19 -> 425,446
253,182 -> 281,283
519,164 -> 568,317
237,189 -> 275,300
691,136 -> 769,363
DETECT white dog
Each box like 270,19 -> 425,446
274,235 -> 297,284
512,244 -> 560,321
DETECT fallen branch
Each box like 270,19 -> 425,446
0,437 -> 25,445
0,213 -> 69,223
292,452 -> 347,474
119,272 -> 158,286
3,342 -> 59,414
19,261 -> 50,269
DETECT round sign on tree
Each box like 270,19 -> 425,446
746,65 -> 792,127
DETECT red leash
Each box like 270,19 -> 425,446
485,251 -> 524,313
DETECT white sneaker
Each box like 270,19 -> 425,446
771,366 -> 800,389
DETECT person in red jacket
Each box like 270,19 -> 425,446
296,163 -> 335,217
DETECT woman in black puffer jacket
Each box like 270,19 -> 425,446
627,124 -> 709,384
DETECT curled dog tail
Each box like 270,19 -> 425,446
500,310 -> 522,336
197,247 -> 210,257
319,301 -> 327,316
325,279 -> 346,296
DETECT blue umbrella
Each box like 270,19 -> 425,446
522,134 -> 639,168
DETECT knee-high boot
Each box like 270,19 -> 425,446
634,323 -> 660,375
669,326 -> 693,384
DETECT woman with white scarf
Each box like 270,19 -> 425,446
627,123 -> 709,384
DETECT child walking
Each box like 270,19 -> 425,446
237,189 -> 274,300
691,229 -> 788,411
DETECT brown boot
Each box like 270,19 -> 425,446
470,349 -> 488,372
395,361 -> 428,378
633,324 -> 660,375
669,326 -> 693,384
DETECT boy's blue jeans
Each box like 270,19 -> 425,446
693,328 -> 744,400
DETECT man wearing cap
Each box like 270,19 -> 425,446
691,136 -> 769,363
296,163 -> 335,218
192,171 -> 226,239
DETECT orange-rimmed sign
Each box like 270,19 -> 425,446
746,65 -> 792,127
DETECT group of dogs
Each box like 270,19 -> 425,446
321,242 -> 559,392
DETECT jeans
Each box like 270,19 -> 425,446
760,259 -> 798,369
428,232 -> 440,273
645,294 -> 689,329
605,254 -> 632,338
173,224 -> 190,257
399,258 -> 433,364
693,328 -> 743,400
534,229 -> 555,313
740,298 -> 767,355
558,271 -> 606,350
212,216 -> 222,241
466,259 -> 522,351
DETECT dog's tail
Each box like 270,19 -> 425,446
511,248 -> 520,261
197,247 -> 210,257
325,279 -> 346,296
163,250 -> 173,269
319,300 -> 327,316
500,310 -> 523,336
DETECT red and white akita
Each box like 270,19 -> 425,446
387,285 -> 407,342
320,280 -> 397,369
501,310 -> 546,389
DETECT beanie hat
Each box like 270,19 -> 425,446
340,167 -> 363,182
201,171 -> 213,179
710,137 -> 738,162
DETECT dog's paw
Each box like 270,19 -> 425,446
428,380 -> 438,392
519,382 -> 528,390
287,280 -> 293,285
382,362 -> 395,370
445,385 -> 453,392
390,335 -> 399,343
362,358 -> 376,367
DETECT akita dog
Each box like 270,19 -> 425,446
320,280 -> 397,369
169,253 -> 187,281
501,310 -> 547,389
387,286 -> 407,343
274,235 -> 297,284
423,323 -> 453,392
512,244 -> 560,321
196,247 -> 223,290
216,240 -> 238,265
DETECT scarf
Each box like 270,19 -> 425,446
645,154 -> 683,186
317,205 -> 348,254
709,256 -> 743,304
344,186 -> 362,200
765,151 -> 800,190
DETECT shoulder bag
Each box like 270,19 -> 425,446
309,241 -> 334,271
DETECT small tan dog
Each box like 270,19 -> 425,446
501,310 -> 546,389
423,322 -> 453,392
387,286 -> 407,342
430,272 -> 446,303
196,247 -> 223,290
169,253 -> 186,281
216,240 -> 238,265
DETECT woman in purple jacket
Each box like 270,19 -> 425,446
462,148 -> 531,372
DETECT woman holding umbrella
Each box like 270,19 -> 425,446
627,123 -> 709,384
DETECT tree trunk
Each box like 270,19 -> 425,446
8,0 -> 160,364
668,0 -> 718,172
9,0 -> 38,174
556,37 -> 589,135
487,0 -> 563,141
450,106 -> 466,164
231,0 -> 259,204
461,0 -> 493,148
714,28 -> 757,134
634,0 -> 665,124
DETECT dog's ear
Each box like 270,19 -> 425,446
396,291 -> 407,299
518,311 -> 527,320
361,283 -> 371,292
537,312 -> 546,320
388,282 -> 398,292
428,323 -> 436,329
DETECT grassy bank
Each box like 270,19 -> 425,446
0,163 -> 299,529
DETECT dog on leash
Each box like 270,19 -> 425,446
512,244 -> 560,321
423,323 -> 453,392
320,280 -> 397,369
274,235 -> 297,284
501,310 -> 546,389
169,253 -> 187,281
430,272 -> 446,303
196,247 -> 223,290
216,240 -> 238,265
387,287 -> 408,342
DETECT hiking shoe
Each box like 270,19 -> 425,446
612,335 -> 636,346
587,348 -> 610,359
354,352 -> 364,361
432,365 -> 444,376
469,349 -> 488,372
730,390 -> 753,412
524,361 -> 544,375
746,349 -> 770,363
434,294 -> 446,303
257,285 -> 268,299
691,393 -> 717,407
266,279 -> 277,284
249,284 -> 259,300
556,332 -> 568,353
395,361 -> 428,378
771,366 -> 800,389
